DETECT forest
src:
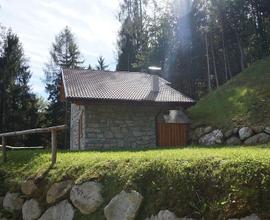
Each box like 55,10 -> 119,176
0,0 -> 270,147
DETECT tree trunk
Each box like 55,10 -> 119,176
205,32 -> 212,92
235,30 -> 245,71
210,34 -> 219,88
226,51 -> 232,79
221,28 -> 229,81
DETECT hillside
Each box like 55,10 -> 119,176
1,148 -> 270,219
189,57 -> 270,129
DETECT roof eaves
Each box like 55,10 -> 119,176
61,68 -> 68,99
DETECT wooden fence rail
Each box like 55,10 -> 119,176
0,125 -> 67,164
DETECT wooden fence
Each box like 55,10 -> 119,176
0,125 -> 66,164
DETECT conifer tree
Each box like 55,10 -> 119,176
0,29 -> 43,146
96,56 -> 108,70
45,26 -> 83,148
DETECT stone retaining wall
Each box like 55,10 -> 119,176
190,125 -> 270,146
0,179 -> 261,220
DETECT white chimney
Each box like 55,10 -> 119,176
148,66 -> 162,93
152,74 -> 159,93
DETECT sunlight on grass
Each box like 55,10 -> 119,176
189,57 -> 270,129
1,147 -> 270,219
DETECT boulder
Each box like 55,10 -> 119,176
244,133 -> 270,145
264,127 -> 270,134
145,210 -> 195,220
104,190 -> 143,220
198,130 -> 223,145
146,210 -> 179,220
22,199 -> 42,220
233,127 -> 239,135
193,126 -> 212,140
228,213 -> 260,220
38,200 -> 74,220
239,127 -> 253,140
70,181 -> 103,214
226,136 -> 241,145
3,192 -> 24,212
240,214 -> 260,220
252,126 -> 264,134
46,180 -> 73,204
21,180 -> 38,196
224,129 -> 234,138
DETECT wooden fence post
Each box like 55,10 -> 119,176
2,136 -> 7,163
51,129 -> 57,165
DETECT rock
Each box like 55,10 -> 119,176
226,136 -> 241,145
38,200 -> 74,220
193,126 -> 212,140
46,180 -> 73,204
179,218 -> 195,220
145,210 -> 195,220
239,127 -> 253,140
224,129 -> 234,138
22,199 -> 42,220
264,127 -> 270,134
104,190 -> 143,220
70,181 -> 103,214
21,180 -> 38,196
233,127 -> 239,135
252,126 -> 264,134
3,192 -> 24,212
228,213 -> 260,220
244,133 -> 270,145
146,210 -> 179,220
198,130 -> 223,145
240,214 -> 260,220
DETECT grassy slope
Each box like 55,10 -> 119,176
189,57 -> 270,129
2,147 -> 270,219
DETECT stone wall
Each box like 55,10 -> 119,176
70,104 -> 85,150
81,104 -> 160,149
1,179 -> 260,220
190,125 -> 270,146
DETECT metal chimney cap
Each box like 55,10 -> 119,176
148,66 -> 162,71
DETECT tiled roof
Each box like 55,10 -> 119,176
62,69 -> 195,105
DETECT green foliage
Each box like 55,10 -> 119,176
44,27 -> 83,148
1,147 -> 270,219
0,29 -> 45,146
116,0 -> 270,99
189,56 -> 270,129
96,56 -> 108,71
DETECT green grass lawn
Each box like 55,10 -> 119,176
189,56 -> 270,129
1,146 -> 270,219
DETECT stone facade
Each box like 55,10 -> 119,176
70,104 -> 85,150
70,103 -> 161,150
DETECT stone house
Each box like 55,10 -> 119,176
61,69 -> 194,150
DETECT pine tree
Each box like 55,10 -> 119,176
96,56 -> 108,70
116,0 -> 146,72
0,29 -> 43,146
45,26 -> 83,148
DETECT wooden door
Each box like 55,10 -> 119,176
157,123 -> 189,147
